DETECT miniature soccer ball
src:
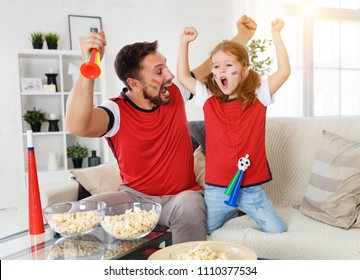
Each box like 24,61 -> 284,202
237,154 -> 250,171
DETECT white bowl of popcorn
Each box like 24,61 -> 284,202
167,241 -> 257,260
100,202 -> 161,240
43,201 -> 106,237
169,242 -> 241,260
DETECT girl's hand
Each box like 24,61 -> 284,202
180,26 -> 198,43
271,18 -> 285,33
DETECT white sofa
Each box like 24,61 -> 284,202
18,117 -> 360,259
209,117 -> 360,260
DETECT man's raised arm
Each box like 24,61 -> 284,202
66,30 -> 109,137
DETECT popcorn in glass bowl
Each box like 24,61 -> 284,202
47,234 -> 106,260
43,200 -> 105,237
100,202 -> 161,240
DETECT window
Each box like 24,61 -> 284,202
269,0 -> 360,117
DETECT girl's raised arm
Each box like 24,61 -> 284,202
177,26 -> 198,94
268,18 -> 291,95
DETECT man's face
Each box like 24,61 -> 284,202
139,51 -> 175,106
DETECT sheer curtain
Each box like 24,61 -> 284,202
231,0 -> 285,38
231,0 -> 302,117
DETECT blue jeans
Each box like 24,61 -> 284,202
204,184 -> 286,234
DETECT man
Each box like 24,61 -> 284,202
66,15 -> 256,244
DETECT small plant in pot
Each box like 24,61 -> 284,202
67,142 -> 89,168
44,32 -> 59,50
246,38 -> 274,78
23,107 -> 46,132
29,32 -> 44,49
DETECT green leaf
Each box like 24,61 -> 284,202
246,38 -> 274,78
67,143 -> 89,160
23,107 -> 46,125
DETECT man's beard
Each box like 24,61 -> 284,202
143,88 -> 170,106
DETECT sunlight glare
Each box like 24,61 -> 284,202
303,4 -> 314,16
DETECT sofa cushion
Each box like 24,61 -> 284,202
194,146 -> 205,188
70,148 -> 206,195
299,130 -> 360,229
77,184 -> 92,200
209,207 -> 360,259
70,162 -> 122,195
188,121 -> 206,154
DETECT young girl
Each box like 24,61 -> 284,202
177,19 -> 290,234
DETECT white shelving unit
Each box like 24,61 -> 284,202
17,49 -> 109,189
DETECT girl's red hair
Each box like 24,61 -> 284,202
204,40 -> 260,107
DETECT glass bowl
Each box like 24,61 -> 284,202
47,234 -> 106,260
43,200 -> 105,237
102,239 -> 146,260
100,202 -> 161,240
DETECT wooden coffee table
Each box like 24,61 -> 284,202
0,225 -> 172,260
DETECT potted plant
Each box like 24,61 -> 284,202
29,32 -> 44,49
67,143 -> 89,168
23,107 -> 46,132
44,32 -> 59,50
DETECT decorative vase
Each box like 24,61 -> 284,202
45,73 -> 58,92
47,119 -> 60,132
30,123 -> 42,133
72,158 -> 83,169
47,153 -> 59,171
32,42 -> 43,49
88,150 -> 101,167
46,42 -> 58,50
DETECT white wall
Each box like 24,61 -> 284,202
0,0 -> 245,208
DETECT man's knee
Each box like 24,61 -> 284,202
168,191 -> 207,243
178,190 -> 204,208
172,191 -> 205,221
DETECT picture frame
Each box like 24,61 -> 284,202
21,78 -> 43,92
68,15 -> 102,50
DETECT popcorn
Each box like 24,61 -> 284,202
100,209 -> 158,239
48,210 -> 100,235
175,243 -> 231,260
103,239 -> 143,260
49,235 -> 104,258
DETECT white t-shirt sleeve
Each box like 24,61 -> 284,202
256,79 -> 274,106
98,99 -> 120,137
173,79 -> 192,102
195,80 -> 213,108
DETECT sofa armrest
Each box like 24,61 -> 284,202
17,179 -> 79,229
42,179 -> 79,205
